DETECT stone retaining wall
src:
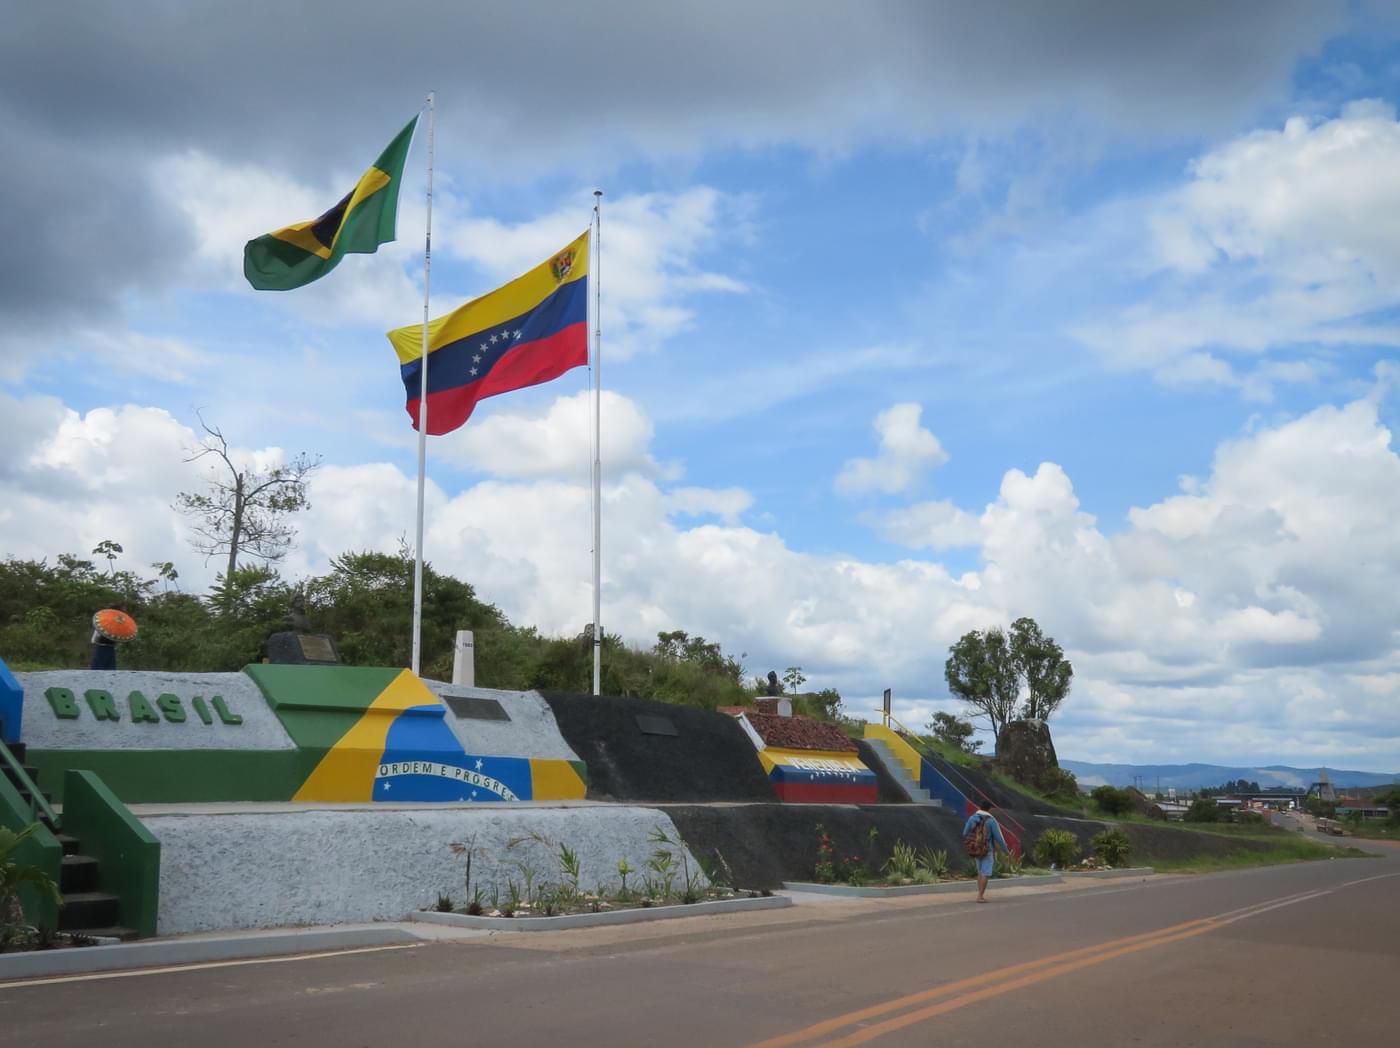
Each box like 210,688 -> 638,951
143,804 -> 705,934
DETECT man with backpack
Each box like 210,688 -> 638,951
963,807 -> 1010,903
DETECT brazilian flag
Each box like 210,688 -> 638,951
244,116 -> 418,291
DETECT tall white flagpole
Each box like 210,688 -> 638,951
591,190 -> 603,695
411,92 -> 435,676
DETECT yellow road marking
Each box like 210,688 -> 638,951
753,875 -> 1398,1048
0,943 -> 422,989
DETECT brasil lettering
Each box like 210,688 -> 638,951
376,760 -> 517,800
43,687 -> 242,726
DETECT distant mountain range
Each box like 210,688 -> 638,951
1060,760 -> 1400,791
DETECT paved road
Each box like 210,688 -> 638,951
3,849 -> 1397,1047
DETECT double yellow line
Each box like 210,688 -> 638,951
747,883 -> 1364,1048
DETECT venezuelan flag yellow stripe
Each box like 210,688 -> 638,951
386,230 -> 590,365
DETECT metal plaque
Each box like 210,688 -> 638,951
443,695 -> 510,722
635,714 -> 678,737
296,634 -> 338,662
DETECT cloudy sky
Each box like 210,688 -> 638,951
3,2 -> 1400,771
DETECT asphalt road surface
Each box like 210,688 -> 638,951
3,844 -> 1397,1047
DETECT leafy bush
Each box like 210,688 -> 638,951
1090,828 -> 1132,868
1185,798 -> 1221,823
1090,785 -> 1136,816
1039,767 -> 1082,804
1032,828 -> 1080,868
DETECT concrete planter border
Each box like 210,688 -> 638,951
411,893 -> 790,931
1062,866 -> 1154,879
782,873 -> 1063,897
0,926 -> 420,983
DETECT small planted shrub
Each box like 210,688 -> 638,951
883,840 -> 920,884
918,847 -> 951,880
1090,828 -> 1132,868
1032,829 -> 1080,869
814,824 -> 837,883
434,893 -> 454,913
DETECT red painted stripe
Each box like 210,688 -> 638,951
406,323 -> 588,434
773,782 -> 880,804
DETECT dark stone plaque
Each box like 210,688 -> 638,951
443,695 -> 510,722
635,714 -> 678,737
266,631 -> 342,665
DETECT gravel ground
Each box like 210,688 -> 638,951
542,691 -> 775,803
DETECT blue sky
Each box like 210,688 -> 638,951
3,2 -> 1400,771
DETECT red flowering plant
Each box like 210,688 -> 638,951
814,824 -> 837,883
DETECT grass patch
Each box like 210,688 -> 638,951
1150,840 -> 1372,874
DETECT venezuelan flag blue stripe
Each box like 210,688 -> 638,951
399,276 -> 587,398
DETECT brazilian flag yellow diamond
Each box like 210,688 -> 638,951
243,115 -> 418,291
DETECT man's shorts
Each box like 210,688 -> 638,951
975,852 -> 995,878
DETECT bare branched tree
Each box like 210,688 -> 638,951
173,415 -> 321,578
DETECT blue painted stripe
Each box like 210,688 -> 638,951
400,277 -> 587,397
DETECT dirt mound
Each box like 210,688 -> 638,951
661,803 -> 967,889
745,713 -> 858,752
541,692 -> 776,803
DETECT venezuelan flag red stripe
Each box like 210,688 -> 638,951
406,322 -> 588,435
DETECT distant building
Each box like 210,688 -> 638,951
1335,797 -> 1391,820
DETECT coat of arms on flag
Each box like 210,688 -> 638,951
551,249 -> 575,281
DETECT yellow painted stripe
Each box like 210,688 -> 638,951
528,758 -> 588,800
750,882 -> 1382,1048
0,944 -> 421,988
387,230 -> 590,365
292,669 -> 439,802
861,723 -> 922,780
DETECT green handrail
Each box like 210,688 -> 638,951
0,738 -> 59,828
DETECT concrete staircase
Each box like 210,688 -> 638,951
864,738 -> 941,806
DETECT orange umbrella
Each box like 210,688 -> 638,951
92,608 -> 138,643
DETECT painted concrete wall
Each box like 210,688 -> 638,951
17,670 -> 295,750
143,805 -> 706,934
417,680 -> 581,762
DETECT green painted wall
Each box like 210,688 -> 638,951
61,770 -> 161,937
244,663 -> 401,749
0,770 -> 61,930
25,749 -> 318,805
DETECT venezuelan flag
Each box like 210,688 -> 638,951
386,231 -> 589,434
244,116 -> 418,291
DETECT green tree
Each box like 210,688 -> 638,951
944,627 -> 1020,737
1185,797 -> 1220,822
782,666 -> 806,695
174,416 -> 320,580
1090,785 -> 1135,816
1008,617 -> 1073,721
927,711 -> 982,754
91,539 -> 123,577
945,618 -> 1073,736
304,547 -> 511,680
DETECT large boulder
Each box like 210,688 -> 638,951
995,718 -> 1059,791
